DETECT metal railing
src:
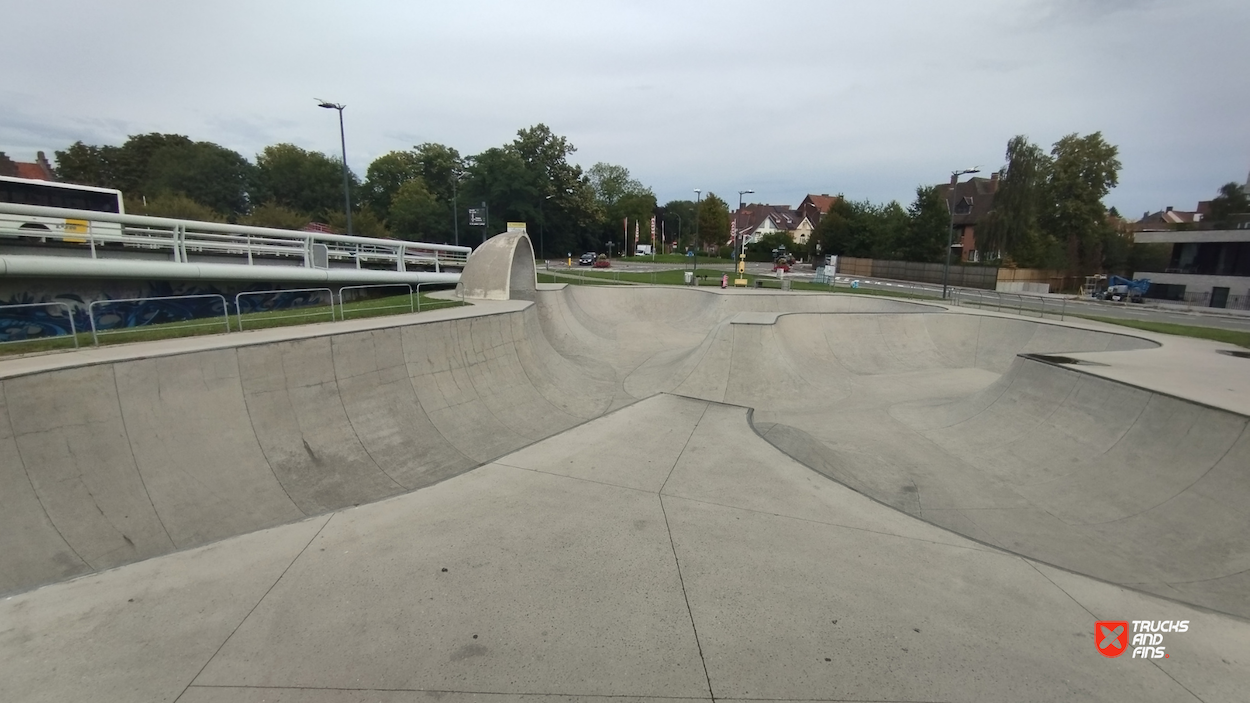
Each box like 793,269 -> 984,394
339,283 -> 414,319
1,283 -> 464,353
0,301 -> 79,348
236,288 -> 335,330
0,203 -> 470,272
88,294 -> 230,346
952,288 -> 1066,320
1175,291 -> 1250,311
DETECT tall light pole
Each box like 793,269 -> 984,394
451,169 -> 464,247
693,189 -> 701,252
737,189 -> 754,261
942,167 -> 980,299
316,100 -> 352,235
541,194 -> 555,261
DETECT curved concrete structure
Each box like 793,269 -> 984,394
458,231 -> 537,301
3,283 -> 1249,702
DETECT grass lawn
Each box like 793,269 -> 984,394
0,291 -> 464,356
1067,314 -> 1250,348
543,266 -> 945,301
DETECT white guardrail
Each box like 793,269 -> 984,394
952,288 -> 1066,320
0,203 -> 470,273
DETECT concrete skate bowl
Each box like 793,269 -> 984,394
685,311 -> 1248,618
4,283 -> 1248,621
531,286 -> 1250,618
0,303 -> 619,596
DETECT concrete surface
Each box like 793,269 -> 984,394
458,231 -> 537,301
3,395 -> 1246,702
2,257 -> 1249,701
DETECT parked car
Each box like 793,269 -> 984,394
592,254 -> 611,268
578,252 -> 597,266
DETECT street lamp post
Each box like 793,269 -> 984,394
451,171 -> 463,247
693,189 -> 702,252
737,189 -> 754,261
693,189 -> 702,276
541,194 -> 555,261
942,168 -> 981,299
316,100 -> 352,236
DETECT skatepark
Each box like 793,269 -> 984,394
2,232 -> 1248,702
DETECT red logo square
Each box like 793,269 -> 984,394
1096,621 -> 1129,658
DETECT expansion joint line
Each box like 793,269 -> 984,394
660,495 -> 716,702
172,513 -> 336,703
657,401 -> 715,699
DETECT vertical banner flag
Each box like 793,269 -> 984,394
634,220 -> 639,254
623,217 -> 628,254
730,218 -> 737,247
650,216 -> 656,246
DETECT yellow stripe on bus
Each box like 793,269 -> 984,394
63,218 -> 88,243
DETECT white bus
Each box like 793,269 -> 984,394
0,175 -> 126,244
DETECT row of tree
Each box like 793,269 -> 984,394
53,126 -> 685,256
53,127 -> 1237,273
807,187 -> 952,264
975,132 -> 1125,272
806,132 -> 1180,275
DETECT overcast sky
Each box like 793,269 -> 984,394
3,0 -> 1248,218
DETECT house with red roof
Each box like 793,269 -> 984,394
0,151 -> 56,181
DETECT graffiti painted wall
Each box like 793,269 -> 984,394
0,279 -> 333,342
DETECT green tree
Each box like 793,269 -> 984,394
696,193 -> 730,250
361,150 -> 422,216
388,177 -> 443,240
413,142 -> 464,204
116,133 -> 193,198
1208,182 -> 1249,227
508,124 -> 599,254
254,143 -> 357,217
589,163 -> 648,209
978,135 -> 1052,265
144,141 -> 255,216
463,146 -> 536,238
1044,132 -> 1122,274
662,199 -> 697,250
327,208 -> 389,239
53,141 -> 116,187
899,186 -> 949,262
814,197 -> 891,258
745,232 -> 797,261
242,202 -> 310,230
130,192 -> 224,222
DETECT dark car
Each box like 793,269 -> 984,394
578,252 -> 597,266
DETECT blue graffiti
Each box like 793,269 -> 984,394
0,283 -> 333,343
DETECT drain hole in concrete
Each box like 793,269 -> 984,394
1217,349 -> 1250,359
